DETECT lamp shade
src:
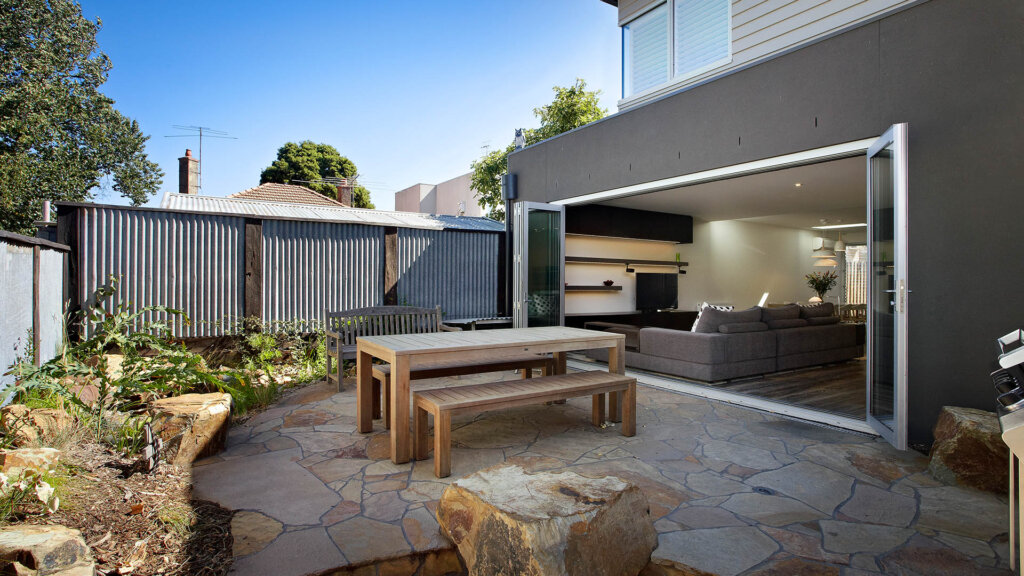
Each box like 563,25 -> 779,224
812,250 -> 836,258
814,258 -> 839,267
834,239 -> 846,252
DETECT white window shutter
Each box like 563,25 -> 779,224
626,4 -> 670,95
674,0 -> 730,78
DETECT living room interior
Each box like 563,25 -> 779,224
563,155 -> 871,426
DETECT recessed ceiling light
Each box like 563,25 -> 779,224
794,182 -> 802,187
812,223 -> 867,230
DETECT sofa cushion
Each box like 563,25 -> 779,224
638,327 -> 775,364
693,306 -> 762,334
719,322 -> 769,334
762,304 -> 800,322
806,316 -> 840,326
692,302 -> 733,331
776,324 -> 858,356
800,302 -> 835,318
767,318 -> 808,330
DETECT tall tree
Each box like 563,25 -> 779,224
259,141 -> 374,208
0,0 -> 163,235
471,79 -> 606,220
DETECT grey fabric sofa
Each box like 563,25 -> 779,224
587,303 -> 863,382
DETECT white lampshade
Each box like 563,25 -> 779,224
812,250 -> 836,258
834,239 -> 846,252
814,258 -> 839,267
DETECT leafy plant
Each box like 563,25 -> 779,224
5,277 -> 248,443
0,470 -> 60,523
805,270 -> 839,299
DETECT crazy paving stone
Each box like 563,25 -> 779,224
327,516 -> 412,565
722,492 -> 825,527
451,416 -> 542,449
759,526 -> 849,565
935,531 -> 997,559
820,520 -> 914,554
651,527 -> 778,576
193,448 -> 340,525
366,479 -> 408,493
746,461 -> 854,515
282,382 -> 339,405
746,557 -> 840,576
283,431 -> 354,454
366,433 -> 393,460
309,457 -> 373,484
400,481 -> 448,503
879,534 -> 1012,576
362,491 -> 408,522
702,440 -> 785,471
321,500 -> 362,526
231,511 -> 283,557
837,483 -> 917,527
282,408 -> 335,428
264,435 -> 299,452
503,454 -> 566,472
621,439 -> 689,461
915,485 -> 1008,540
228,527 -> 345,576
402,506 -> 451,552
668,505 -> 748,529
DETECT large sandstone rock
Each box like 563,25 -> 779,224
928,406 -> 1007,493
437,464 -> 657,576
0,525 -> 94,575
0,447 -> 61,477
0,405 -> 73,446
149,393 -> 232,467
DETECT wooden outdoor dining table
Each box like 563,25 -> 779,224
356,326 -> 626,464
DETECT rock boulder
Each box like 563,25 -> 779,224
928,406 -> 1007,493
437,464 -> 657,576
0,447 -> 61,477
0,525 -> 94,575
0,405 -> 73,446
149,393 -> 232,467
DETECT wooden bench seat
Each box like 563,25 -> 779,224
413,371 -> 636,478
370,355 -> 557,429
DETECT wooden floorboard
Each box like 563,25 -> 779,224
708,359 -> 866,419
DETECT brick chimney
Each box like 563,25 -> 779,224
335,178 -> 354,207
178,149 -> 199,195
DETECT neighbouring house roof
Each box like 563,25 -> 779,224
228,182 -> 345,207
158,193 -> 505,232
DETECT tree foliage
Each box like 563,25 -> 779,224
259,141 -> 374,208
471,79 -> 606,220
0,0 -> 163,234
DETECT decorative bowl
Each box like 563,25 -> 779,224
603,280 -> 614,286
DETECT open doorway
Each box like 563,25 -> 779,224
561,154 -> 871,429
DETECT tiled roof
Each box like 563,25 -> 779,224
158,193 -> 505,232
229,182 -> 345,207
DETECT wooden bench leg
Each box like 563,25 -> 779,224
609,391 -> 622,423
435,411 -> 451,478
592,393 -> 606,427
383,376 -> 391,431
414,405 -> 430,461
622,381 -> 636,437
522,368 -> 533,379
372,378 -> 382,420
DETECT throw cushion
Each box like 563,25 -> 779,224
800,302 -> 835,318
806,316 -> 840,326
719,321 -> 770,334
694,306 -> 762,334
692,302 -> 733,331
767,318 -> 809,330
762,304 -> 801,322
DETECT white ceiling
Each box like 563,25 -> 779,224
600,156 -> 866,231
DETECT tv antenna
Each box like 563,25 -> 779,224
164,125 -> 237,191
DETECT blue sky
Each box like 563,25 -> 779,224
79,1 -> 621,211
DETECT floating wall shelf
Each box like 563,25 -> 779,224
566,285 -> 623,292
566,256 -> 688,274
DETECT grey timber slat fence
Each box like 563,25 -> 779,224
64,204 -> 501,338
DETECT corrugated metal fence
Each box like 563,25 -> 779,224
0,232 -> 67,397
68,204 -> 501,337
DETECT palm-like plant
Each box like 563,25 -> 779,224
805,270 -> 839,300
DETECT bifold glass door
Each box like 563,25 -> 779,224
512,202 -> 565,328
866,123 -> 909,449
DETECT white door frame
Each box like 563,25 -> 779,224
512,201 -> 566,328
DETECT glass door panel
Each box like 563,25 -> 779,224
512,202 -> 565,328
866,123 -> 909,449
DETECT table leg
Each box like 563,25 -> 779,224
390,355 -> 411,464
592,393 -> 606,427
552,352 -> 568,404
357,350 -> 374,434
608,341 -> 625,423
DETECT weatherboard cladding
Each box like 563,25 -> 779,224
68,200 -> 501,337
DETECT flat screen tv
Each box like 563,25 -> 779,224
636,273 -> 678,312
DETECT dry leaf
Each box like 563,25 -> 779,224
129,503 -> 144,515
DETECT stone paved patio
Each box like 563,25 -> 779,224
193,371 -> 1014,576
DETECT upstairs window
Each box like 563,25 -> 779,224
623,4 -> 670,96
623,0 -> 731,99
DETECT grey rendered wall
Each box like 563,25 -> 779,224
510,0 -> 1024,445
